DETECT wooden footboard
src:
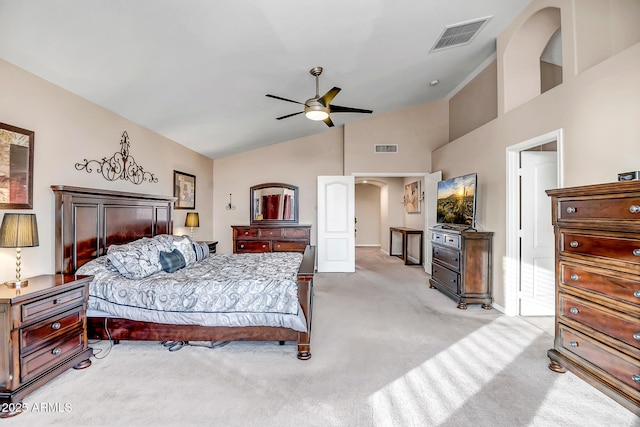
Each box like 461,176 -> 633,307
88,246 -> 316,359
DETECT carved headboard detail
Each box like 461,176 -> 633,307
51,185 -> 176,274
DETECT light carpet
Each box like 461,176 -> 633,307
4,247 -> 638,426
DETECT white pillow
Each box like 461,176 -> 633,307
172,236 -> 197,266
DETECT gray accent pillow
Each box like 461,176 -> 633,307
159,249 -> 186,273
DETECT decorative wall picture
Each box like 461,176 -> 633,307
0,123 -> 34,209
404,180 -> 421,213
174,170 -> 196,209
75,131 -> 158,185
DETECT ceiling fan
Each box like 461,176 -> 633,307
266,67 -> 373,127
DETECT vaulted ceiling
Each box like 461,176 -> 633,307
0,1 -> 532,159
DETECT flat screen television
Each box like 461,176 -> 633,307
436,173 -> 477,229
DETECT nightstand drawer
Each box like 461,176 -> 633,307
432,264 -> 459,294
260,228 -> 282,238
20,330 -> 84,383
235,227 -> 259,238
20,307 -> 84,354
21,287 -> 85,324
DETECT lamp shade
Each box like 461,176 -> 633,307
185,212 -> 199,228
0,213 -> 39,248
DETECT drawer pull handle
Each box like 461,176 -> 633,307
569,307 -> 579,315
633,249 -> 640,257
569,241 -> 579,248
453,258 -> 458,262
262,245 -> 266,248
633,332 -> 640,341
451,279 -> 456,283
569,341 -> 578,348
240,244 -> 245,248
52,347 -> 62,356
53,299 -> 61,305
635,290 -> 640,298
244,231 -> 248,235
632,375 -> 640,383
630,205 -> 640,214
51,322 -> 61,330
570,274 -> 579,281
566,207 -> 576,214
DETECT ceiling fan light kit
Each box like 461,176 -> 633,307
266,66 -> 372,127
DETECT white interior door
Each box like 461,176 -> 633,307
317,176 -> 355,272
520,151 -> 557,315
424,171 -> 442,274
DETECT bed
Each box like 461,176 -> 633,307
51,185 -> 314,360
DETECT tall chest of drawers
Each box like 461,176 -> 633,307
232,225 -> 311,253
0,275 -> 93,417
546,181 -> 640,414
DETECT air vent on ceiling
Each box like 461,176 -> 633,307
374,144 -> 398,153
431,16 -> 492,52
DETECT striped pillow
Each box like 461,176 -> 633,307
192,242 -> 210,262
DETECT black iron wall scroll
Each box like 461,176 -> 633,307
75,131 -> 158,184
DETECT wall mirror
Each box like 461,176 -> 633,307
250,183 -> 298,225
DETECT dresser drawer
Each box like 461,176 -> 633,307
560,327 -> 640,393
259,228 -> 282,238
236,240 -> 271,252
21,287 -> 86,324
558,197 -> 640,222
561,232 -> 640,266
283,227 -> 310,239
20,307 -> 84,354
273,241 -> 307,252
235,227 -> 259,238
432,264 -> 459,294
20,330 -> 84,383
560,294 -> 640,349
433,245 -> 460,271
561,263 -> 640,307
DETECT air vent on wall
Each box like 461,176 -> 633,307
431,16 -> 492,52
374,144 -> 398,153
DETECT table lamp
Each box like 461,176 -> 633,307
0,213 -> 39,288
185,212 -> 199,238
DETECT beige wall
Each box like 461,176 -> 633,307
432,0 -> 640,308
212,129 -> 343,253
344,100 -> 449,175
355,183 -> 380,246
449,60 -> 498,141
0,59 -> 213,281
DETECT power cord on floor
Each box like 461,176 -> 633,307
160,340 -> 230,352
89,318 -> 114,360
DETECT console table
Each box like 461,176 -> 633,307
389,227 -> 423,266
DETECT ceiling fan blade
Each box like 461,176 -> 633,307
330,104 -> 373,114
323,116 -> 335,127
318,87 -> 341,107
266,94 -> 304,105
276,111 -> 304,120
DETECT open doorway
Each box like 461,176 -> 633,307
505,129 -> 563,317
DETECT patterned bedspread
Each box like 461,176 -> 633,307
76,252 -> 307,332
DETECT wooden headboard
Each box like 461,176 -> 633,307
51,185 -> 176,274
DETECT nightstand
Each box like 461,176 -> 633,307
0,274 -> 93,417
205,241 -> 218,254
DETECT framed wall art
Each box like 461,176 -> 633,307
173,170 -> 196,210
0,123 -> 34,209
404,180 -> 421,213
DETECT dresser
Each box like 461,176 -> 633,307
0,275 -> 93,417
232,225 -> 311,253
546,181 -> 640,414
429,227 -> 493,309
